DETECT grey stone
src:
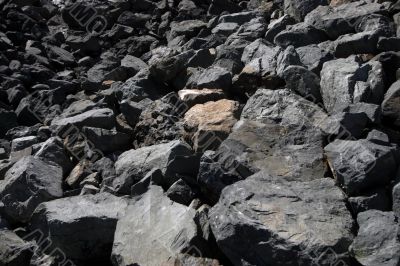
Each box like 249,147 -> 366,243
211,22 -> 239,36
51,108 -> 116,130
210,172 -> 354,265
344,102 -> 381,124
274,22 -> 328,48
113,140 -> 198,194
296,44 -> 334,74
382,79 -> 400,127
166,179 -> 196,206
284,0 -> 328,22
0,156 -> 63,223
120,55 -> 148,76
349,188 -> 390,214
0,229 -> 33,266
111,186 -> 212,266
11,136 -> 38,153
378,37 -> 400,52
320,112 -> 369,140
334,30 -> 381,58
282,65 -> 322,101
265,14 -> 296,42
324,138 -> 398,195
276,45 -> 302,77
350,210 -> 400,266
82,127 -> 131,153
30,193 -> 128,262
0,109 -> 18,138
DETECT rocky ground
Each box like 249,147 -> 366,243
1,0 -> 400,265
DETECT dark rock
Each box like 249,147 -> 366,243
0,109 -> 18,137
265,14 -> 296,42
30,193 -> 128,263
113,140 -> 198,194
378,37 -> 400,52
349,188 -> 390,214
120,55 -> 147,77
210,172 -> 354,265
382,79 -> 400,128
0,156 -> 63,223
284,0 -> 328,22
333,30 -> 382,58
320,112 -> 369,140
178,88 -> 225,108
111,185 -> 213,265
51,108 -> 116,130
274,22 -> 328,48
350,210 -> 400,266
82,127 -> 131,153
344,102 -> 381,125
324,138 -> 398,195
282,65 -> 322,101
166,179 -> 196,205
0,229 -> 33,266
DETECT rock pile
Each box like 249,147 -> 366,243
1,0 -> 400,265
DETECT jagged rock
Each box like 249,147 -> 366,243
382,79 -> 400,128
113,140 -> 198,194
305,1 -> 391,39
51,108 -> 116,130
274,23 -> 328,48
324,138 -> 398,195
284,0 -> 328,22
320,56 -> 385,114
0,229 -> 34,266
349,188 -> 390,214
378,37 -> 400,52
166,179 -> 196,205
0,156 -> 63,223
120,55 -> 147,76
30,193 -> 128,263
189,66 -> 232,90
178,88 -> 225,107
34,137 -> 73,175
82,127 -> 131,153
111,185 -> 213,266
168,20 -> 207,41
320,112 -> 369,140
210,172 -> 354,265
344,102 -> 381,124
183,99 -> 240,152
275,45 -> 302,76
197,89 -> 327,201
282,65 -> 322,101
333,30 -> 381,58
350,210 -> 400,266
265,14 -> 296,42
296,44 -> 333,74
0,109 -> 18,137
10,136 -> 38,153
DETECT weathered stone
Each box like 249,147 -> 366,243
274,23 -> 328,48
0,229 -> 33,266
82,127 -> 131,153
51,108 -> 116,130
166,179 -> 196,206
382,79 -> 400,128
210,172 -> 354,265
350,210 -> 400,266
30,193 -> 128,263
178,88 -> 225,107
284,0 -> 328,22
349,188 -> 390,214
282,65 -> 322,101
0,156 -> 63,223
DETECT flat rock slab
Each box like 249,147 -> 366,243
210,172 -> 354,265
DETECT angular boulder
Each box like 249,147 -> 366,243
0,229 -> 33,266
382,79 -> 400,128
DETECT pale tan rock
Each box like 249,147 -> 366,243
183,99 -> 240,152
178,88 -> 225,107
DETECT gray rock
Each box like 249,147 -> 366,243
350,210 -> 400,266
178,88 -> 225,108
320,112 -> 369,141
120,55 -> 148,76
111,186 -> 212,266
296,44 -> 334,74
0,156 -> 63,223
276,45 -> 302,77
0,109 -> 18,137
265,15 -> 296,42
324,138 -> 398,195
378,37 -> 400,52
349,188 -> 390,214
0,229 -> 34,266
282,65 -> 322,101
34,137 -> 73,175
130,168 -> 163,196
284,0 -> 328,22
168,20 -> 207,41
344,102 -> 381,124
30,193 -> 128,262
51,108 -> 116,130
82,127 -> 131,153
333,30 -> 381,58
113,140 -> 198,194
166,179 -> 196,206
320,56 -> 385,114
210,172 -> 354,265
11,136 -> 38,153
274,22 -> 328,48
190,66 -> 232,90
211,22 -> 239,36
305,1 -> 391,39
382,79 -> 400,127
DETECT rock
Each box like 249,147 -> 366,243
166,179 -> 196,205
189,66 -> 232,91
120,55 -> 147,76
320,112 -> 369,140
382,79 -> 400,128
275,45 -> 302,76
349,188 -> 390,214
296,44 -> 333,74
198,89 -> 327,201
183,99 -> 240,152
378,37 -> 400,52
10,136 -> 38,153
46,45 -> 75,65
168,20 -> 207,41
82,127 -> 131,153
113,140 -> 198,194
30,193 -> 128,263
274,23 -> 328,48
211,22 -> 239,36
0,156 -> 63,223
51,108 -> 116,130
111,186 -> 212,266
320,56 -> 385,114
210,172 -> 354,265
117,11 -> 151,27
350,210 -> 400,266
282,65 -> 322,101
178,88 -> 225,107
333,30 -> 381,58
0,109 -> 18,137
0,229 -> 34,266
305,1 -> 391,39
344,102 -> 381,124
65,160 -> 92,189
34,137 -> 73,175
130,168 -> 163,196
324,138 -> 398,195
265,15 -> 296,42
284,0 -> 328,22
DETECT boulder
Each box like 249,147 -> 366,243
320,56 -> 385,114
382,79 -> 400,128
183,99 -> 240,152
324,138 -> 398,195
282,65 -> 322,101
349,188 -> 390,214
284,0 -> 328,22
120,55 -> 148,76
51,108 -> 116,130
210,172 -> 354,265
82,127 -> 131,153
113,140 -> 198,194
296,44 -> 334,74
111,186 -> 213,266
265,15 -> 296,42
350,210 -> 400,266
0,229 -> 34,266
0,109 -> 18,137
178,88 -> 225,107
30,193 -> 128,263
333,30 -> 381,58
0,156 -> 63,223
274,23 -> 328,48
166,179 -> 196,206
